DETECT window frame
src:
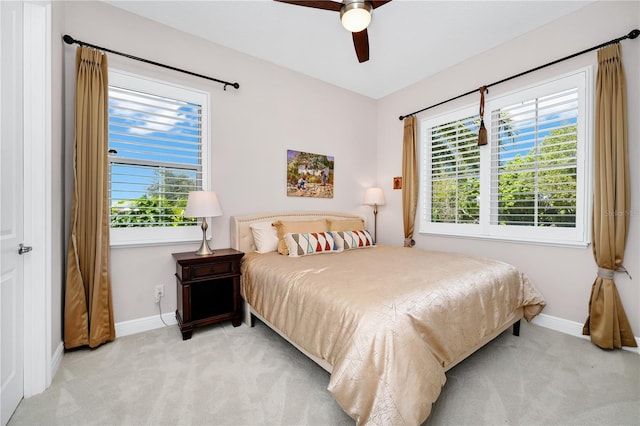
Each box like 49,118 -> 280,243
108,69 -> 210,247
419,67 -> 592,246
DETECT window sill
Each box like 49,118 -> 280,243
418,230 -> 590,249
110,238 -> 203,249
109,226 -> 205,248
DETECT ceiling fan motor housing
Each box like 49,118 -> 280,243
340,1 -> 373,33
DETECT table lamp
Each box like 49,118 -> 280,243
184,191 -> 223,256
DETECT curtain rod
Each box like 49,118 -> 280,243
398,28 -> 639,121
63,34 -> 240,91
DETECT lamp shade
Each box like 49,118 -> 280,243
184,191 -> 223,218
340,1 -> 372,33
364,187 -> 385,206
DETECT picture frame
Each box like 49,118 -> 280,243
393,176 -> 402,190
287,149 -> 334,198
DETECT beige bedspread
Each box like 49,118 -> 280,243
241,246 -> 545,425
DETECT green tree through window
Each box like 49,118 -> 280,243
495,125 -> 577,227
428,121 -> 578,227
110,169 -> 197,227
430,117 -> 480,224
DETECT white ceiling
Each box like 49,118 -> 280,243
104,0 -> 593,99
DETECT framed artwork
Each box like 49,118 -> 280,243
393,176 -> 402,190
287,149 -> 334,198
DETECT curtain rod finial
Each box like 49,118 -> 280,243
223,82 -> 240,91
63,34 -> 75,45
628,29 -> 640,40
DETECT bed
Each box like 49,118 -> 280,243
231,211 -> 545,425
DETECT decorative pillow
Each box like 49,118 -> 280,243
284,231 -> 341,257
336,230 -> 375,249
250,221 -> 279,253
272,219 -> 328,255
327,218 -> 365,232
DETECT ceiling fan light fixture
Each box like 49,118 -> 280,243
340,1 -> 372,33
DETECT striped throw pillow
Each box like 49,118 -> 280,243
337,230 -> 375,249
284,231 -> 341,257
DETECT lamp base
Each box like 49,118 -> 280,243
373,205 -> 378,243
195,242 -> 213,256
195,217 -> 214,256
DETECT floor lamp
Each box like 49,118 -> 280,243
364,187 -> 385,243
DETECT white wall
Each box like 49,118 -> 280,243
375,1 -> 640,338
61,1 -> 377,325
59,1 -> 639,341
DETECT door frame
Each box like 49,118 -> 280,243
22,0 -> 53,397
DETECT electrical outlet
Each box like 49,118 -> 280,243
154,284 -> 164,303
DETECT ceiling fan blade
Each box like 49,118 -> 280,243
273,0 -> 342,12
370,0 -> 392,9
352,29 -> 369,63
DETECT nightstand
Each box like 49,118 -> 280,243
172,248 -> 244,340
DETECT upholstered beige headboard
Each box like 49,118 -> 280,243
230,211 -> 365,254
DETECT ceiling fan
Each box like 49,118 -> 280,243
274,0 -> 392,63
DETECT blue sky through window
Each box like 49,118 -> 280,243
495,88 -> 578,166
108,86 -> 202,204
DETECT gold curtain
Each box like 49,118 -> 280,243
64,47 -> 115,349
582,43 -> 636,349
402,116 -> 418,247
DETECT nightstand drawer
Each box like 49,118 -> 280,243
192,261 -> 233,278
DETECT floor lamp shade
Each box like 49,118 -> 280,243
184,191 -> 223,255
364,187 -> 386,206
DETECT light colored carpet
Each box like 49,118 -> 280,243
8,320 -> 640,426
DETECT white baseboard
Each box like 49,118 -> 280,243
114,310 -> 639,353
49,341 -> 64,382
115,311 -> 177,338
532,313 -> 640,354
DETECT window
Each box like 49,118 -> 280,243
108,70 -> 209,245
420,68 -> 591,245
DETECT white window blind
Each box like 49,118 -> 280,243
490,88 -> 578,228
107,70 -> 210,246
429,115 -> 481,224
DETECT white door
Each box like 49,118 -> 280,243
0,2 -> 25,425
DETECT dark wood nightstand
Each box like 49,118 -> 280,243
172,248 -> 244,340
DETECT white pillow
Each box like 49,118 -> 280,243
250,221 -> 279,253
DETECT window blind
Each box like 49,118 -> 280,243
490,88 -> 578,228
429,115 -> 481,224
108,86 -> 203,227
